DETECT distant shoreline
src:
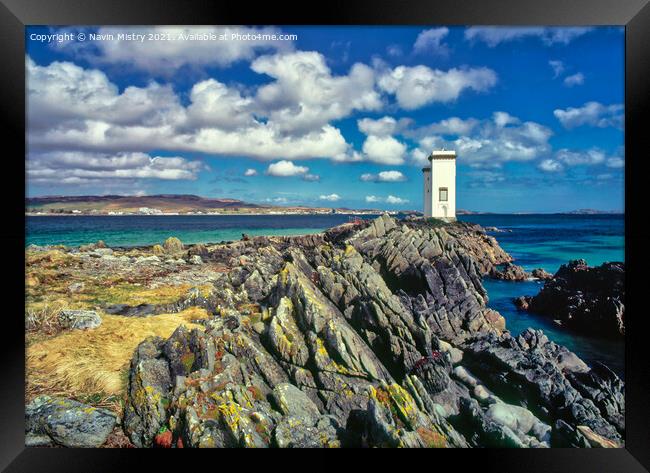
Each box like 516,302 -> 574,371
25,211 -> 624,217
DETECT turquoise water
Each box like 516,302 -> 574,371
26,213 -> 624,376
457,214 -> 625,377
25,214 -> 379,248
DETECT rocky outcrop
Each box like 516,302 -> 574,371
532,268 -> 553,280
26,396 -> 117,447
514,260 -> 625,338
121,215 -> 624,448
489,262 -> 530,281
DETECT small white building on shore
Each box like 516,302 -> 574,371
422,149 -> 456,220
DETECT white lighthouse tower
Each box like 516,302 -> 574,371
422,149 -> 456,220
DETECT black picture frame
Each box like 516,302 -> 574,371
3,0 -> 649,470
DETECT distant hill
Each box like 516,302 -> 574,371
26,194 -> 264,214
25,194 -> 389,215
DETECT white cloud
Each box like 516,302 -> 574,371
266,160 -> 309,177
492,111 -> 520,128
554,102 -> 624,129
538,159 -> 564,173
303,173 -> 321,182
360,170 -> 407,182
319,193 -> 341,202
264,196 -> 289,204
244,168 -> 258,176
362,135 -> 407,165
57,26 -> 295,72
563,72 -> 585,87
549,60 -> 564,78
553,148 -> 624,170
465,27 -> 592,47
27,57 -> 354,163
386,195 -> 409,204
410,112 -> 553,167
413,28 -> 449,55
186,79 -> 254,129
606,157 -> 625,168
364,194 -> 409,205
251,51 -> 382,135
358,116 -> 399,137
27,151 -> 205,184
555,148 -> 605,166
378,65 -> 497,110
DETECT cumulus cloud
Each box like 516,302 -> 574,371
360,170 -> 407,182
465,27 -> 592,47
251,51 -> 382,135
606,157 -> 625,168
538,159 -> 564,173
27,56 -> 355,163
386,195 -> 409,204
377,65 -> 497,109
555,148 -> 605,166
266,160 -> 309,177
244,168 -> 258,176
319,193 -> 341,202
55,26 -> 295,72
357,116 -> 400,137
413,28 -> 450,55
361,135 -> 407,165
27,151 -> 205,185
554,102 -> 623,129
563,72 -> 585,87
364,195 -> 409,205
410,112 -> 552,167
553,148 -> 624,171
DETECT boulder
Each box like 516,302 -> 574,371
163,237 -> 184,254
532,268 -> 553,280
189,255 -> 203,265
58,310 -> 102,330
26,396 -> 117,447
489,262 -> 530,281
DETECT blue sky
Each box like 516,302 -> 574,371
25,26 -> 624,212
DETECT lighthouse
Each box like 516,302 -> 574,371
422,149 -> 456,220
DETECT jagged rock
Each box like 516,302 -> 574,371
117,215 -> 624,449
58,310 -> 101,329
123,337 -> 173,448
532,268 -> 553,280
462,329 -> 623,446
152,244 -> 165,255
489,262 -> 530,281
517,260 -> 625,338
189,255 -> 203,265
26,396 -> 117,447
513,296 -> 530,311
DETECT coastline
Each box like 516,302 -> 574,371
25,214 -> 625,448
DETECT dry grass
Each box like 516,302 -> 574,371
26,308 -> 209,414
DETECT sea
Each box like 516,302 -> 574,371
26,213 -> 625,377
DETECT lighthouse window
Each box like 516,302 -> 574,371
439,187 -> 448,201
